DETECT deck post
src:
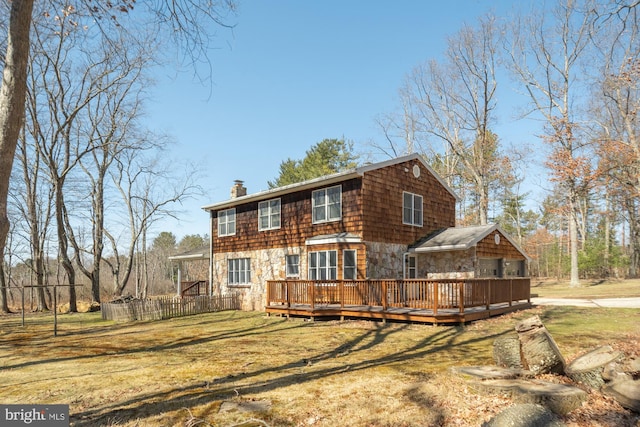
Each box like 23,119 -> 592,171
433,282 -> 438,315
382,281 -> 388,311
459,281 -> 464,314
509,279 -> 513,307
340,280 -> 344,309
310,281 -> 315,310
286,281 -> 291,308
486,279 -> 491,310
266,281 -> 271,307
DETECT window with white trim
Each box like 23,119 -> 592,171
407,255 -> 417,279
218,208 -> 236,236
285,254 -> 300,277
343,249 -> 357,280
403,191 -> 423,226
258,198 -> 281,231
309,250 -> 337,280
312,185 -> 342,224
228,258 -> 251,285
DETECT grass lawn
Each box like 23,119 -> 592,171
532,278 -> 640,298
1,299 -> 639,426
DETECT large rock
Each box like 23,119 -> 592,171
482,404 -> 566,427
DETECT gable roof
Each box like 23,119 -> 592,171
410,223 -> 530,260
202,153 -> 459,212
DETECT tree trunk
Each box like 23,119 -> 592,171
56,186 -> 77,312
0,0 -> 35,284
515,316 -> 566,375
0,263 -> 9,313
471,379 -> 587,415
602,379 -> 640,413
569,201 -> 580,287
627,198 -> 640,278
493,335 -> 523,369
565,346 -> 623,390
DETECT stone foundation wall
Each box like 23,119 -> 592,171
420,249 -> 476,279
213,247 -> 303,311
365,242 -> 407,279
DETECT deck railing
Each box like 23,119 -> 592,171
266,278 -> 530,314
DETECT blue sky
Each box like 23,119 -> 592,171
147,0 -> 544,240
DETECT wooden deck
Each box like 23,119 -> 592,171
266,278 -> 531,324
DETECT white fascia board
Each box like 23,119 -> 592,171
306,236 -> 362,246
411,245 -> 468,253
168,253 -> 207,261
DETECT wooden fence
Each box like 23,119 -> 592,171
101,294 -> 241,322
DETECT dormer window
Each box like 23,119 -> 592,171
312,185 -> 342,224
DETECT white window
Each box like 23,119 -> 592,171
218,208 -> 236,236
343,249 -> 357,280
407,255 -> 417,279
309,250 -> 337,280
286,254 -> 300,277
258,198 -> 281,231
403,192 -> 423,226
312,185 -> 342,224
228,258 -> 251,285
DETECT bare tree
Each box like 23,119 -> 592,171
0,0 -> 35,313
0,0 -> 236,311
505,0 -> 597,287
382,16 -> 507,225
591,4 -> 640,276
106,148 -> 201,296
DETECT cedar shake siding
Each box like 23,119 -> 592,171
211,178 -> 363,254
361,159 -> 456,244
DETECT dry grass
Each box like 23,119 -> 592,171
1,304 -> 639,426
532,278 -> 640,298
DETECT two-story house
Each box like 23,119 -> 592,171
201,154 -> 529,311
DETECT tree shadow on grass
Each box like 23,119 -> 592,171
0,312 -> 303,373
70,322 -> 511,426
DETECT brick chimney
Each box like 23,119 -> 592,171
231,180 -> 247,198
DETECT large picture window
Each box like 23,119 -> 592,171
228,258 -> 251,285
258,198 -> 281,231
218,208 -> 236,236
403,192 -> 423,226
309,250 -> 337,280
312,185 -> 342,224
343,249 -> 357,280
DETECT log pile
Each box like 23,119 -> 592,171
454,315 -> 640,422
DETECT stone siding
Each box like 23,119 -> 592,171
213,247 -> 304,311
365,242 -> 407,279
419,249 -> 477,279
